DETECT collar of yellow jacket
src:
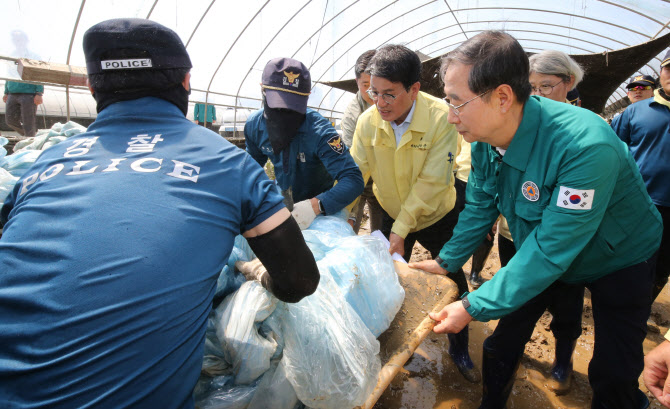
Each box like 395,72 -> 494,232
653,88 -> 670,110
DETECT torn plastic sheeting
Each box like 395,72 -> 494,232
278,268 -> 380,409
214,281 -> 278,385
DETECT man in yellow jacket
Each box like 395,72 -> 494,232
350,44 -> 479,383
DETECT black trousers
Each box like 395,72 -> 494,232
484,253 -> 656,408
497,233 -> 584,342
653,205 -> 670,300
380,200 -> 469,297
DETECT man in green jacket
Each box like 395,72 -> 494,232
3,81 -> 43,138
3,30 -> 44,139
193,102 -> 216,130
411,31 -> 662,409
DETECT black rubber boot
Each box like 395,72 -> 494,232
448,326 -> 481,383
469,236 -> 493,289
479,345 -> 521,409
549,338 -> 577,395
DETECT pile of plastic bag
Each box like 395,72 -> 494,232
196,213 -> 405,409
0,121 -> 86,204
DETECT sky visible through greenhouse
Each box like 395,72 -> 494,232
1,0 -> 668,121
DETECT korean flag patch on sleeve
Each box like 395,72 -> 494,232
557,186 -> 595,210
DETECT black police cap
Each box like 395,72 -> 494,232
83,18 -> 192,76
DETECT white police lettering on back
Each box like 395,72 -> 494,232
101,59 -> 153,70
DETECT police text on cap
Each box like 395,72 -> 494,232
101,58 -> 153,70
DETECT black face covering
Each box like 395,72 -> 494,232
93,82 -> 190,116
263,101 -> 306,155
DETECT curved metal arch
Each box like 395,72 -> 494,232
443,0 -> 467,40
595,0 -> 665,27
426,28 -> 663,77
145,0 -> 160,19
185,0 -> 217,47
203,1 -> 271,130
232,0 -> 313,110
314,4 -> 664,110
308,0 -> 437,74
313,1 -> 453,109
64,0 -> 87,121
422,28 -> 618,55
406,20 -> 632,50
290,0 -> 363,61
443,6 -> 654,39
317,15 -> 635,109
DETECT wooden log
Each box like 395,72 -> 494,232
354,263 -> 459,409
17,58 -> 88,87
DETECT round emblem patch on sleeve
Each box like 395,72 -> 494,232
327,135 -> 345,154
522,181 -> 540,201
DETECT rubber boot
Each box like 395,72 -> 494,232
479,345 -> 521,409
549,338 -> 576,395
448,326 -> 481,383
469,236 -> 493,289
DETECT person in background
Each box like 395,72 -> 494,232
244,57 -> 364,230
0,19 -> 319,408
452,138 -> 495,289
194,102 -> 217,129
626,75 -> 657,104
2,30 -> 43,139
612,50 -> 670,308
567,88 -> 581,106
351,44 -> 480,383
411,31 -> 662,409
341,49 -> 384,234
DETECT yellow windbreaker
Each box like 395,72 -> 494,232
350,91 -> 459,238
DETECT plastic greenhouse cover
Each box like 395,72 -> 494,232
1,0 -> 668,119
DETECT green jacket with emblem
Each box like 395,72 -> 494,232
438,96 -> 663,322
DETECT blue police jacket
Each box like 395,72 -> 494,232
244,108 -> 364,214
611,91 -> 670,207
0,97 -> 284,408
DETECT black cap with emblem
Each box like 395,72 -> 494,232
83,18 -> 192,76
261,58 -> 311,114
626,74 -> 657,89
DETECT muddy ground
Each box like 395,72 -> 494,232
358,214 -> 670,409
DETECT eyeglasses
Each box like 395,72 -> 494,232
443,89 -> 492,116
366,89 -> 403,104
531,80 -> 564,96
629,85 -> 652,91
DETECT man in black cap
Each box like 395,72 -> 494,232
244,57 -> 364,229
0,18 -> 319,408
567,88 -> 581,106
612,51 -> 670,307
626,74 -> 657,104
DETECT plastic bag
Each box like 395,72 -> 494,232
194,375 -> 258,409
214,281 -> 278,385
247,360 -> 299,409
0,150 -> 42,177
301,212 -> 355,257
277,270 -> 380,409
317,235 -> 404,337
0,168 -> 19,205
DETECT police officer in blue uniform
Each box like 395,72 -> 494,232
0,19 -> 319,409
244,58 -> 364,229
